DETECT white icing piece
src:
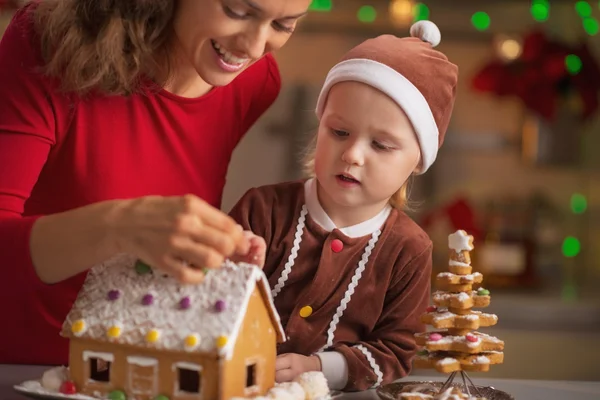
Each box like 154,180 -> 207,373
126,356 -> 158,367
14,380 -> 97,400
474,356 -> 490,364
437,272 -> 482,282
82,351 -> 114,362
449,260 -> 470,267
61,255 -> 285,359
293,371 -> 330,399
272,381 -> 305,400
41,366 -> 69,392
173,361 -> 202,371
438,357 -> 457,365
448,230 -> 474,253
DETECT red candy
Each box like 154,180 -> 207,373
466,333 -> 478,343
60,381 -> 77,395
426,306 -> 437,312
429,333 -> 443,341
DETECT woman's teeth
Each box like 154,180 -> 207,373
212,41 -> 248,65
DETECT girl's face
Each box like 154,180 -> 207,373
314,81 -> 422,222
171,0 -> 310,92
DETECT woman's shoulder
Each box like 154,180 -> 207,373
1,3 -> 43,63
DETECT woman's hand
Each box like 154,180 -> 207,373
275,353 -> 322,383
112,194 -> 248,283
228,230 -> 266,268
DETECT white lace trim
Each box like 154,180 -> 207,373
321,230 -> 381,350
271,205 -> 308,299
354,344 -> 384,388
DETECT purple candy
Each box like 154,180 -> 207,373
214,300 -> 226,312
180,296 -> 191,310
142,293 -> 154,306
107,290 -> 120,301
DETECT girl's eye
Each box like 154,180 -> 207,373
373,141 -> 392,151
223,5 -> 248,19
332,129 -> 348,137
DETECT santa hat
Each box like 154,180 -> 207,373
315,21 -> 458,174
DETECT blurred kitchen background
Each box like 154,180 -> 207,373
2,0 -> 599,382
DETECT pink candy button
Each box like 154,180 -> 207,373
466,333 -> 478,343
429,333 -> 443,341
331,239 -> 343,253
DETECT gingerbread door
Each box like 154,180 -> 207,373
126,356 -> 159,400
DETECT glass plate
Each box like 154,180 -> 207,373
376,381 -> 515,400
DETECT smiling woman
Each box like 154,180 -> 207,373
0,0 -> 310,366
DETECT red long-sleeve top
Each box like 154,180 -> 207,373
0,6 -> 280,365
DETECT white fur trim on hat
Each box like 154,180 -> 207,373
314,59 -> 439,174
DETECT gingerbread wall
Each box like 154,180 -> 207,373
219,287 -> 278,400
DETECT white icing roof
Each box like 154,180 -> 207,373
61,254 -> 286,359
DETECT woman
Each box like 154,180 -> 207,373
0,0 -> 311,365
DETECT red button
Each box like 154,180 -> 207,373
331,239 -> 343,253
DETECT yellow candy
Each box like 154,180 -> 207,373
216,335 -> 228,348
184,334 -> 199,349
71,319 -> 85,334
146,329 -> 160,343
107,325 -> 121,338
299,305 -> 313,318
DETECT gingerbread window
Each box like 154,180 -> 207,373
174,362 -> 202,396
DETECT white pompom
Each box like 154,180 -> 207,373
41,366 -> 69,392
409,20 -> 441,47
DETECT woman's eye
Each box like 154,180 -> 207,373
272,21 -> 295,33
223,5 -> 247,19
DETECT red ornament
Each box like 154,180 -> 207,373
59,381 -> 77,395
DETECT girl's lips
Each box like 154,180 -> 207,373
336,174 -> 361,187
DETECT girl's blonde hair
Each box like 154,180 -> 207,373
31,0 -> 175,96
300,135 -> 416,211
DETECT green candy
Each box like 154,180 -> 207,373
135,260 -> 152,275
417,349 -> 429,356
153,396 -> 169,400
477,288 -> 490,296
108,390 -> 127,400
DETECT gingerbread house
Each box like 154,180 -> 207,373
60,254 -> 286,400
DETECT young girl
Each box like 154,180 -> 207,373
229,21 -> 458,391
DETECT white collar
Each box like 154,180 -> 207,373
304,178 -> 392,238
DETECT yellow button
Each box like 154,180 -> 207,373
107,325 -> 121,338
299,306 -> 313,318
146,329 -> 160,343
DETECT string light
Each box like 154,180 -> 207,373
413,2 -> 430,21
389,0 -> 414,26
471,11 -> 491,31
565,54 -> 583,75
562,236 -> 581,258
309,0 -> 332,12
570,193 -> 587,214
357,5 -> 377,23
495,35 -> 522,61
531,0 -> 550,22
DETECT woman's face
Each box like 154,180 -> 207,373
172,0 -> 311,88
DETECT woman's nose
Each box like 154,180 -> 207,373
239,25 -> 270,59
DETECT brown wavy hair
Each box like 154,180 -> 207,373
32,0 -> 176,95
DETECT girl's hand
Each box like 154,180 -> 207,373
112,194 -> 248,283
275,353 -> 322,383
229,231 -> 266,268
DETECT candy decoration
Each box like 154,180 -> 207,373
146,329 -> 160,343
71,319 -> 86,336
107,325 -> 121,339
477,288 -> 490,296
466,333 -> 478,343
216,335 -> 228,348
417,349 -> 429,356
135,260 -> 152,275
142,293 -> 154,306
426,305 -> 437,312
179,296 -> 191,310
184,334 -> 200,351
108,390 -> 127,400
299,305 -> 313,318
331,239 -> 344,253
59,381 -> 77,395
429,333 -> 443,341
214,300 -> 226,312
107,290 -> 120,301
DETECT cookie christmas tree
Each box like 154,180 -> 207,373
414,230 -> 504,394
